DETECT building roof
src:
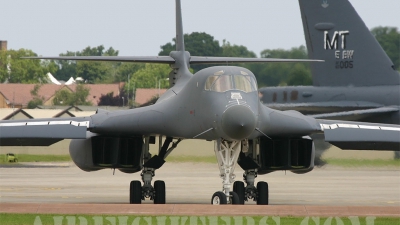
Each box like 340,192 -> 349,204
68,84 -> 122,106
0,84 -> 65,107
23,109 -> 65,118
0,83 -> 123,107
74,105 -> 130,111
0,108 -> 32,120
71,111 -> 96,117
135,88 -> 167,105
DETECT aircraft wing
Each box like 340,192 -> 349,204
23,56 -> 175,64
318,119 -> 400,151
23,56 -> 322,64
190,56 -> 323,64
265,101 -> 384,114
312,107 -> 399,120
0,117 -> 92,146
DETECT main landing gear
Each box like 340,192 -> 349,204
129,136 -> 181,204
211,139 -> 269,205
233,170 -> 269,205
130,168 -> 166,204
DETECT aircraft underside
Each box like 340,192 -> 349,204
69,135 -> 314,204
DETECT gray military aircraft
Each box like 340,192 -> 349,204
260,0 -> 400,129
1,0 -> 400,205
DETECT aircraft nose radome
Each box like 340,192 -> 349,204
221,105 -> 257,140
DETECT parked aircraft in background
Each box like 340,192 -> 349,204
1,0 -> 399,206
259,0 -> 400,160
260,0 -> 399,125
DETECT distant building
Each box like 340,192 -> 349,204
135,88 -> 167,106
0,83 -> 123,108
0,40 -> 7,51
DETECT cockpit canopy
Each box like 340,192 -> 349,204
204,69 -> 258,93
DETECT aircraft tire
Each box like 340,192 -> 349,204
130,180 -> 142,204
211,191 -> 227,205
233,181 -> 245,204
256,181 -> 269,205
230,191 -> 240,204
154,180 -> 166,204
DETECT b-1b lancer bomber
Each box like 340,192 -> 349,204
1,0 -> 399,205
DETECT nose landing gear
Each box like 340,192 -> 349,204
211,139 -> 242,205
211,139 -> 269,205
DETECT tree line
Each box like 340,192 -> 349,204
1,26 -> 398,91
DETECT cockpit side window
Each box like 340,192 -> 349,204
234,75 -> 257,92
205,75 -> 218,90
211,75 -> 233,92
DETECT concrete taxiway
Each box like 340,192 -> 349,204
0,163 -> 399,216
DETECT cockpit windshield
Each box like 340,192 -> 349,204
204,71 -> 257,93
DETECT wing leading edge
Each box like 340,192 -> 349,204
23,56 -> 323,64
319,120 -> 400,151
312,107 -> 399,120
0,118 -> 91,146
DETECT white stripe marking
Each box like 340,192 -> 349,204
0,120 -> 90,128
320,123 -> 400,131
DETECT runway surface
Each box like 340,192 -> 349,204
0,163 -> 399,216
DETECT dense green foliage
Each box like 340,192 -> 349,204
159,32 -> 222,72
98,88 -> 129,107
2,27 -> 398,88
249,45 -> 311,87
371,26 -> 400,70
324,158 -> 400,167
52,85 -> 92,106
27,84 -> 45,108
0,49 -> 57,83
159,32 -> 222,57
127,64 -> 170,89
53,45 -> 121,83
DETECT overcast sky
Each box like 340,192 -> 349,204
3,0 -> 399,57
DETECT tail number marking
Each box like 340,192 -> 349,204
325,30 -> 354,69
335,61 -> 353,69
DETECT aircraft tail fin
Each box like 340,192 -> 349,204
167,0 -> 191,87
298,0 -> 399,86
175,0 -> 185,52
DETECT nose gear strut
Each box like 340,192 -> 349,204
211,139 -> 241,204
211,139 -> 269,205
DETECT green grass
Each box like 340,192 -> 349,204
166,156 -> 400,168
1,153 -> 399,168
0,154 -> 71,163
324,158 -> 400,167
0,214 -> 398,225
167,155 -> 217,163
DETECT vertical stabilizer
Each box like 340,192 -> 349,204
175,0 -> 185,52
168,0 -> 191,88
299,0 -> 399,86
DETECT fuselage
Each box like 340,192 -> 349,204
90,66 -> 321,141
259,85 -> 400,124
91,66 -> 261,141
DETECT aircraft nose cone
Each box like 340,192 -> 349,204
221,105 -> 257,140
